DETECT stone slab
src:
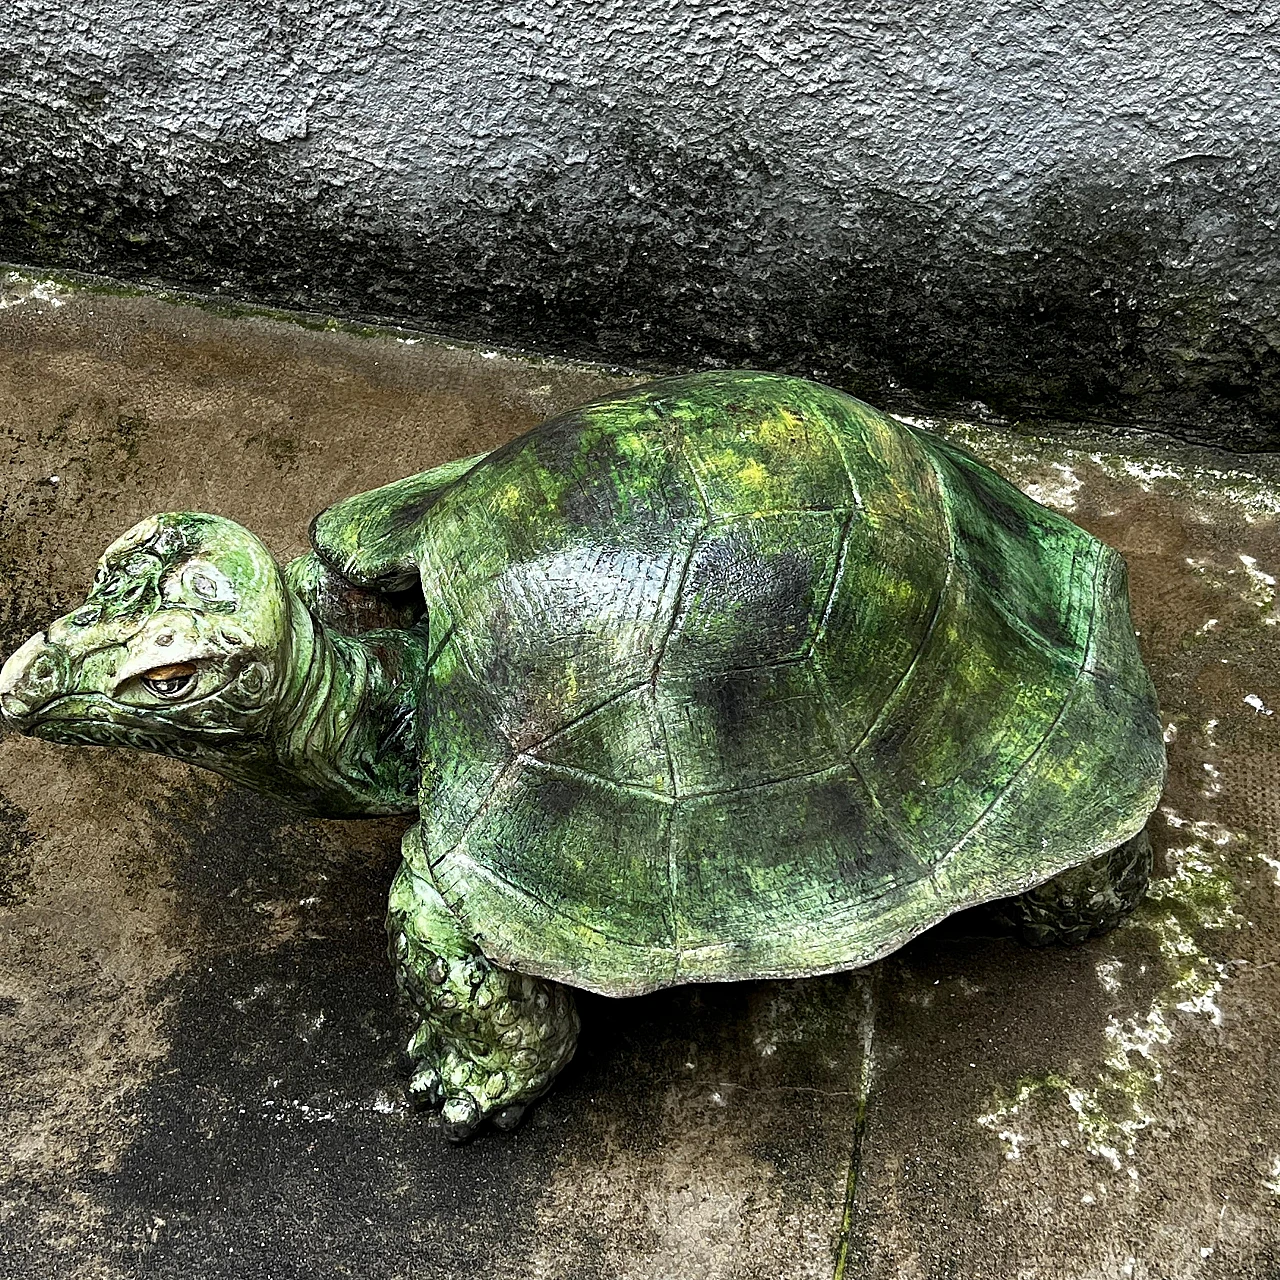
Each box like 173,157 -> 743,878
0,274 -> 1276,1278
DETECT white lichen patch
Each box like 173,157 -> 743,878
1081,451 -> 1280,523
1103,1006 -> 1173,1073
1111,457 -> 1182,489
0,273 -> 70,310
1181,553 -> 1280,626
1238,554 -> 1280,623
979,810 -> 1240,1168
1019,463 -> 1084,512
915,412 -> 1280,529
1264,1156 -> 1280,1195
1095,958 -> 1123,994
260,1096 -> 340,1124
977,1081 -> 1045,1162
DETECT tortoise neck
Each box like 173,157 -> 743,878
267,594 -> 425,816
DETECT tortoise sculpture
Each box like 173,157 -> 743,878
0,371 -> 1165,1139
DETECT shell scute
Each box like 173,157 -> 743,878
659,661 -> 844,797
670,388 -> 858,516
668,767 -> 930,971
431,761 -> 676,957
807,400 -> 952,743
661,509 -> 848,678
420,409 -> 705,712
530,686 -> 673,797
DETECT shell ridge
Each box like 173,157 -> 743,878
422,756 -> 519,874
932,539 -> 1104,870
654,432 -> 724,969
677,437 -> 714,521
812,402 -> 865,512
650,533 -> 703,962
435,850 -> 665,954
815,655 -> 934,872
656,799 -> 681,971
678,759 -> 846,800
1076,542 -> 1107,672
521,679 -> 651,753
424,621 -> 456,669
849,426 -> 956,753
1080,544 -> 1129,675
647,530 -> 709,763
704,654 -> 808,677
807,509 -> 858,657
704,505 -> 859,526
419,540 -> 480,685
516,754 -> 675,804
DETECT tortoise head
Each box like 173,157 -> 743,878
0,513 -> 291,760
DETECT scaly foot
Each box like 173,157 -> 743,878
387,853 -> 579,1141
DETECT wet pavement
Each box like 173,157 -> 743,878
0,272 -> 1276,1279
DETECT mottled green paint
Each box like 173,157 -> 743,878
310,452 -> 490,592
385,372 -> 1165,994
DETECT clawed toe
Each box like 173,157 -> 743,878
408,1064 -> 443,1104
406,1047 -> 524,1139
441,1093 -> 483,1142
389,862 -> 580,1140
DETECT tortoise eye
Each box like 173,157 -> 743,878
141,663 -> 198,699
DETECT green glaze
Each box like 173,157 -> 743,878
0,371 -> 1166,1138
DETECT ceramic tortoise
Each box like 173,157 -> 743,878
0,371 -> 1166,1139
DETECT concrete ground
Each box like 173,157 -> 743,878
0,272 -> 1276,1280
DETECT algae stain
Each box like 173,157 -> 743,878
492,482 -> 523,517
1020,462 -> 1084,512
978,807 -> 1241,1171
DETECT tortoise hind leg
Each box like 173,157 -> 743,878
993,830 -> 1152,948
386,838 -> 580,1141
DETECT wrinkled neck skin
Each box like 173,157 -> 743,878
221,595 -> 426,818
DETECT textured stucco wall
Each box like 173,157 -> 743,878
1,0 -> 1279,447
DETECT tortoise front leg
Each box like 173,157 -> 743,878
386,835 -> 580,1141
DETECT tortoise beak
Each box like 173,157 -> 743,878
0,631 -> 71,729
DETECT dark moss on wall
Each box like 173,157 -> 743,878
1,109 -> 1278,450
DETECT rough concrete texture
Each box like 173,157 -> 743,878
0,274 -> 1277,1279
2,2 -> 1280,448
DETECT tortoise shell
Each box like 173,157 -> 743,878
316,371 -> 1165,996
